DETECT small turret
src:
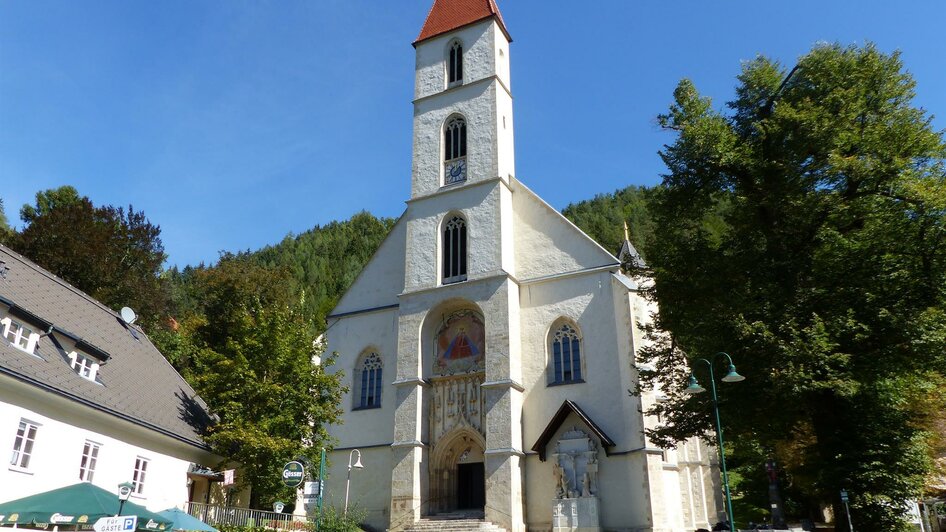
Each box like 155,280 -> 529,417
618,221 -> 646,271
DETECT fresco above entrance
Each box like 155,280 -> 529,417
434,309 -> 486,375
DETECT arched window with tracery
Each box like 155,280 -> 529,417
355,352 -> 383,409
549,322 -> 583,384
448,40 -> 463,86
444,116 -> 467,184
442,215 -> 468,283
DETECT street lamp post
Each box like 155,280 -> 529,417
685,352 -> 745,532
116,482 -> 134,516
343,449 -> 364,516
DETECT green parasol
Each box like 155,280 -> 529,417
0,482 -> 173,531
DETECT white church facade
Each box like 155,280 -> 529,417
321,1 -> 722,530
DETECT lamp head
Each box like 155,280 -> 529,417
684,375 -> 706,395
721,364 -> 745,383
350,449 -> 364,470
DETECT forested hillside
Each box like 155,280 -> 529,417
248,211 -> 397,325
561,185 -> 657,260
166,210 -> 396,331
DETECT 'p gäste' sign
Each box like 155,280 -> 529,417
282,461 -> 305,487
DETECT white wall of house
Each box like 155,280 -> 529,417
0,375 -> 217,512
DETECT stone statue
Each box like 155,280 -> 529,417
581,472 -> 591,497
553,461 -> 565,498
585,451 -> 599,495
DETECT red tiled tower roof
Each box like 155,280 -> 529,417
414,0 -> 511,46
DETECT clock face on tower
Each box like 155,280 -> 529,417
445,158 -> 467,184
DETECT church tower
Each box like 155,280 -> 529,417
411,0 -> 514,198
391,1 -> 526,529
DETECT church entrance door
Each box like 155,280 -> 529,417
456,462 -> 485,510
428,427 -> 486,515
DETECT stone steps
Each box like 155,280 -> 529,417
402,516 -> 506,532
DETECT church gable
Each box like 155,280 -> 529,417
511,178 -> 620,280
330,213 -> 407,316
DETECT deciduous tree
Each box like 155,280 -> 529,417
157,257 -> 346,509
638,43 -> 946,531
10,187 -> 169,325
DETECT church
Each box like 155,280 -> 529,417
320,1 -> 722,530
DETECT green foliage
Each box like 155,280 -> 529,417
247,211 -> 396,333
20,185 -> 82,225
637,43 -> 946,531
212,506 -> 365,532
314,506 -> 366,532
562,185 -> 658,260
158,256 -> 346,509
8,187 -> 169,326
0,197 -> 12,243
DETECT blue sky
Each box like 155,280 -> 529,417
2,0 -> 944,267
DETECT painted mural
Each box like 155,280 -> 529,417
434,309 -> 486,375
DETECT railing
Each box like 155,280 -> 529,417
185,501 -> 311,530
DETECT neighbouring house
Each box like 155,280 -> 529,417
0,244 -> 232,512
318,1 -> 723,531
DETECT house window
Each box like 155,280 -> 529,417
10,419 -> 39,470
132,457 -> 149,494
448,40 -> 463,86
550,322 -> 583,384
355,352 -> 383,409
78,441 -> 100,481
443,116 -> 467,184
68,351 -> 100,382
442,215 -> 468,283
2,317 -> 39,355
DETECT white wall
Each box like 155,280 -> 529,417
0,377 -> 216,511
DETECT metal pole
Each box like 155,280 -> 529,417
344,456 -> 353,516
316,448 -> 325,532
118,500 -> 126,517
704,359 -> 736,532
844,499 -> 854,532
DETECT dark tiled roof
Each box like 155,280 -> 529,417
415,0 -> 510,45
0,245 -> 211,450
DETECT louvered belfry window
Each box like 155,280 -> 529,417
444,117 -> 467,162
443,216 -> 468,283
448,41 -> 463,85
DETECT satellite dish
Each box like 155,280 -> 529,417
120,307 -> 137,325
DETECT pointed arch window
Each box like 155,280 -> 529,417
549,322 -> 583,385
442,215 -> 468,283
448,40 -> 463,86
355,352 -> 383,409
444,116 -> 467,184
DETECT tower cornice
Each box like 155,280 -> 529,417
412,74 -> 512,106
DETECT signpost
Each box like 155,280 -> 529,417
94,516 -> 137,532
304,481 -> 322,503
316,449 -> 326,532
273,501 -> 285,514
840,489 -> 854,532
282,461 -> 305,488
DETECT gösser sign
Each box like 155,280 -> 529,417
282,461 -> 305,488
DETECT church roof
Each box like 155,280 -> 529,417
414,0 -> 511,45
531,400 -> 616,461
